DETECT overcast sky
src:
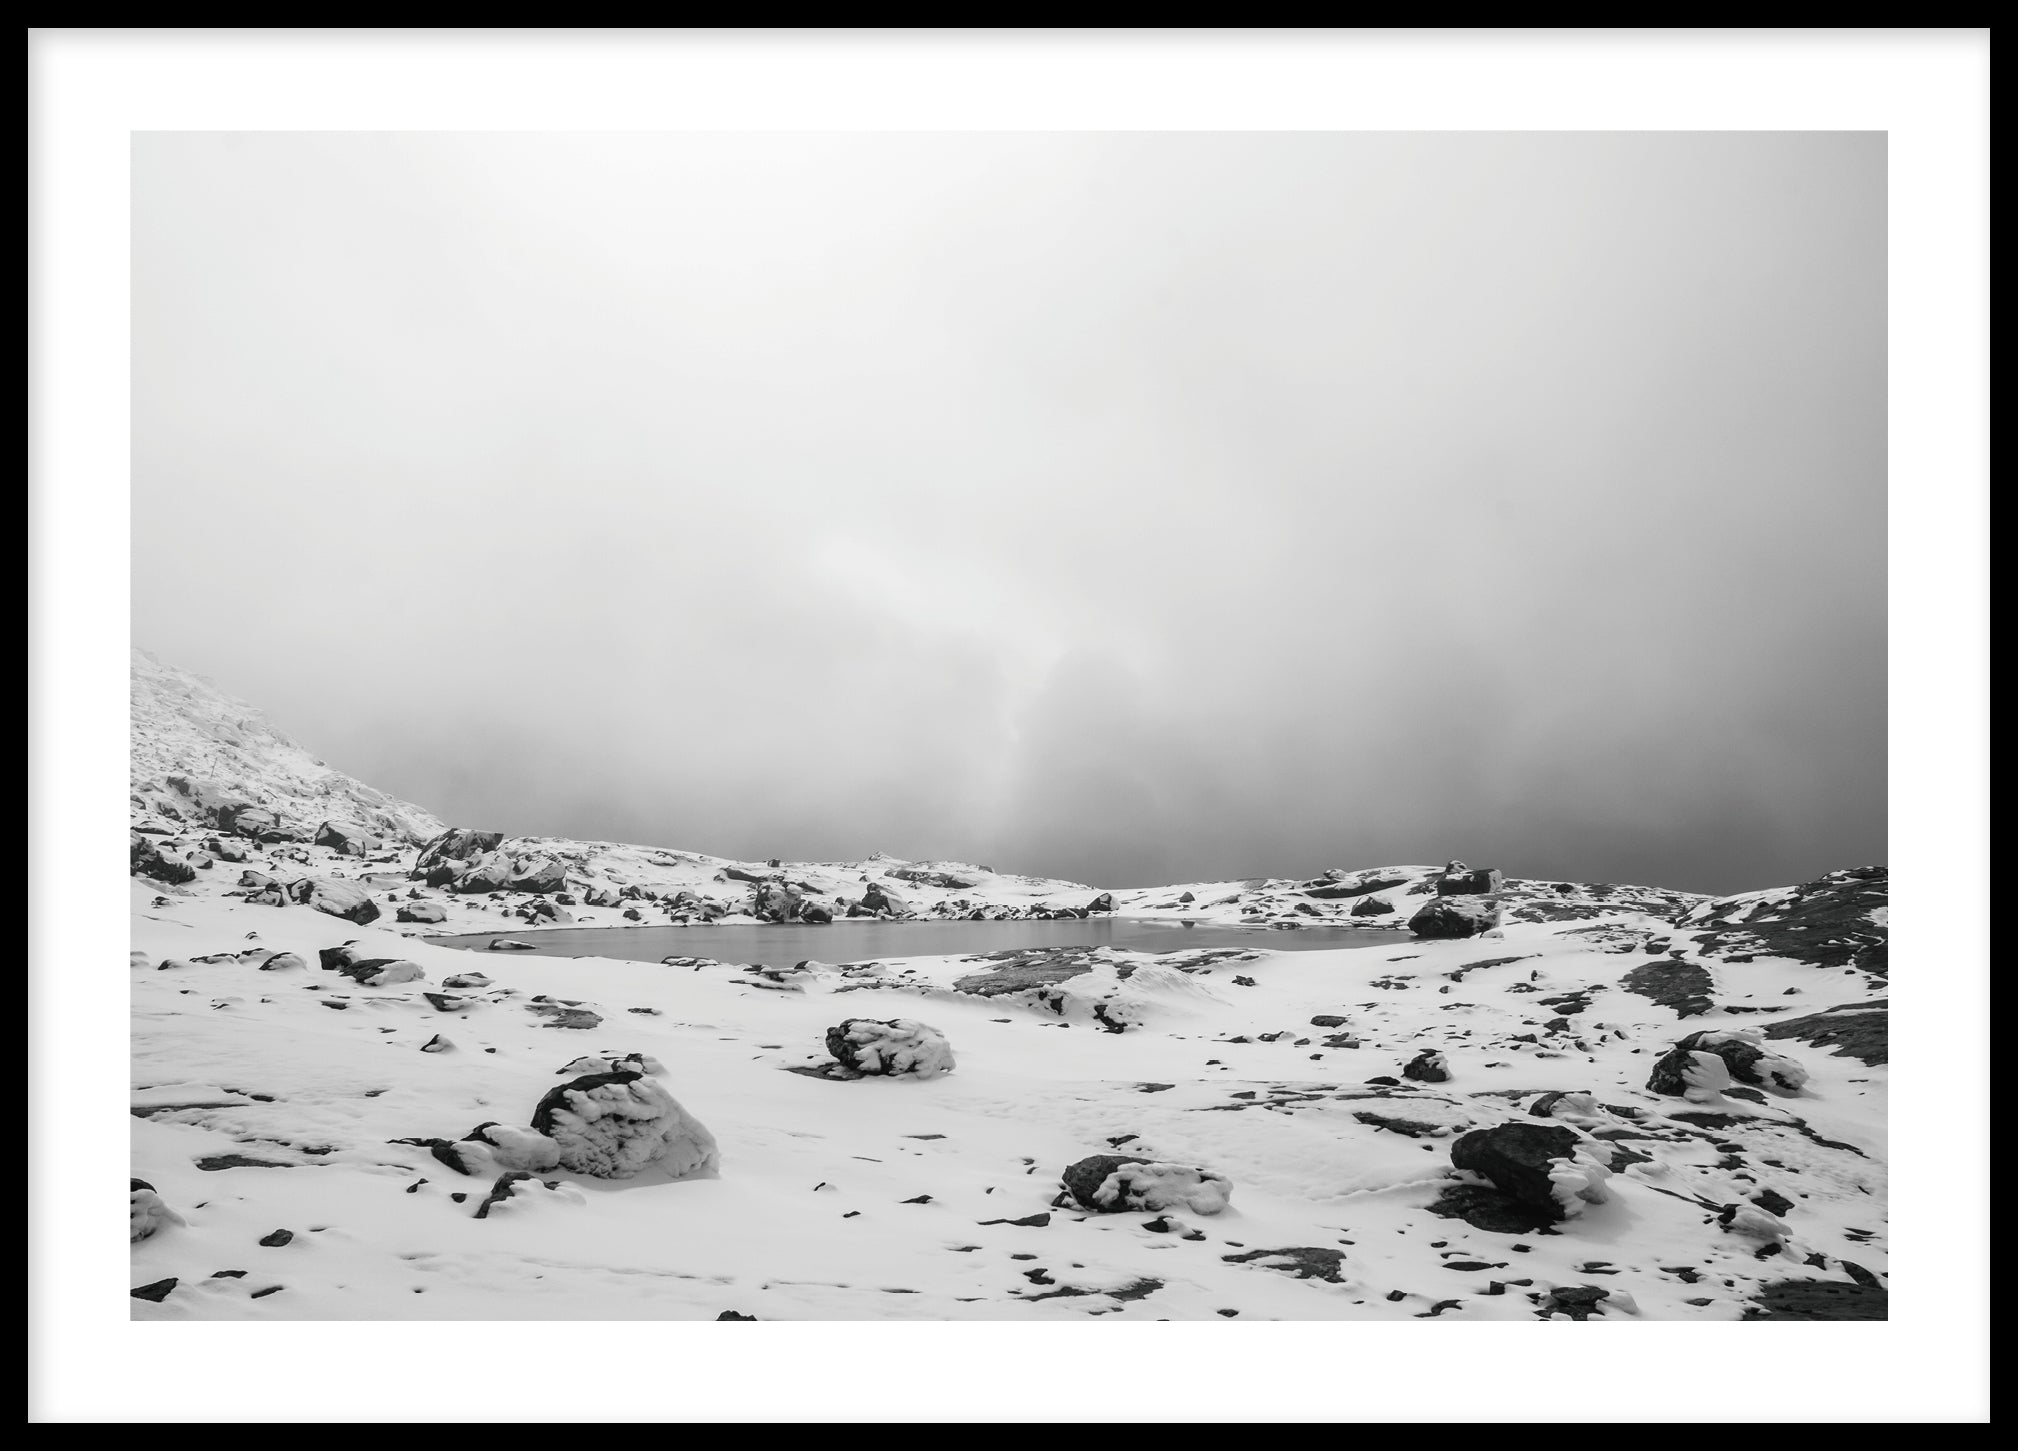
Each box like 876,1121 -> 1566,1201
132,131 -> 1884,894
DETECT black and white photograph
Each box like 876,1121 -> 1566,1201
32,30 -> 1987,1424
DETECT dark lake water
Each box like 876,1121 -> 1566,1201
424,917 -> 1412,966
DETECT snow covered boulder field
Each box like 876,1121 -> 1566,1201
127,651 -> 1889,1322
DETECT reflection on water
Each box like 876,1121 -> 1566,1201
426,915 -> 1412,965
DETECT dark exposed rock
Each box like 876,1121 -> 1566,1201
1407,896 -> 1498,939
1220,1247 -> 1347,1283
1678,866 -> 1887,978
1620,959 -> 1716,1018
859,881 -> 912,916
1539,1285 -> 1611,1320
1450,1122 -> 1580,1218
1349,896 -> 1396,917
716,1311 -> 759,1320
1427,1183 -> 1561,1234
1751,1188 -> 1795,1217
1743,1279 -> 1888,1320
1306,875 -> 1406,900
396,901 -> 447,924
1402,1049 -> 1451,1083
1086,892 -> 1116,913
1435,865 -> 1504,896
1762,1000 -> 1888,1066
258,1229 -> 294,1247
130,1277 -> 178,1302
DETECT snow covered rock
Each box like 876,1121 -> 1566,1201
130,832 -> 197,885
314,820 -> 384,856
582,884 -> 623,908
396,901 -> 447,924
823,1018 -> 955,1079
257,951 -> 307,972
458,1122 -> 563,1172
411,827 -> 506,882
471,1171 -> 585,1219
508,855 -> 567,894
1060,1154 -> 1234,1215
858,882 -> 912,917
529,1071 -> 720,1180
1407,895 -> 1498,939
1449,1122 -> 1589,1222
1646,1029 -> 1808,1097
129,1178 -> 184,1242
1402,1049 -> 1451,1083
293,878 -> 383,925
1086,892 -> 1116,913
333,957 -> 425,986
1545,1146 -> 1615,1219
452,852 -> 517,894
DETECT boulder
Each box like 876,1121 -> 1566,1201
529,1071 -> 720,1180
1402,1049 -> 1451,1083
130,833 -> 196,885
1407,896 -> 1498,939
750,879 -> 803,922
1086,892 -> 1116,913
201,835 -> 248,863
412,827 -> 507,881
1646,1029 -> 1808,1096
823,1018 -> 955,1079
1059,1154 -> 1233,1216
333,957 -> 425,987
295,879 -> 383,925
799,901 -> 834,925
1349,895 -> 1396,917
582,884 -> 624,908
507,855 -> 567,895
396,901 -> 448,924
1449,1122 -> 1582,1217
859,882 -> 912,917
314,821 -> 384,857
448,851 -> 517,894
1435,863 -> 1505,896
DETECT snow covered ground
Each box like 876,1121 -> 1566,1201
127,651 -> 1888,1323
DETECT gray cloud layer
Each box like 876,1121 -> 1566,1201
133,132 -> 1884,894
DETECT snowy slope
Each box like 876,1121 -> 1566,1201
128,653 -> 1888,1322
130,648 -> 444,846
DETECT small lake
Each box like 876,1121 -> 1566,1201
424,917 -> 1413,966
